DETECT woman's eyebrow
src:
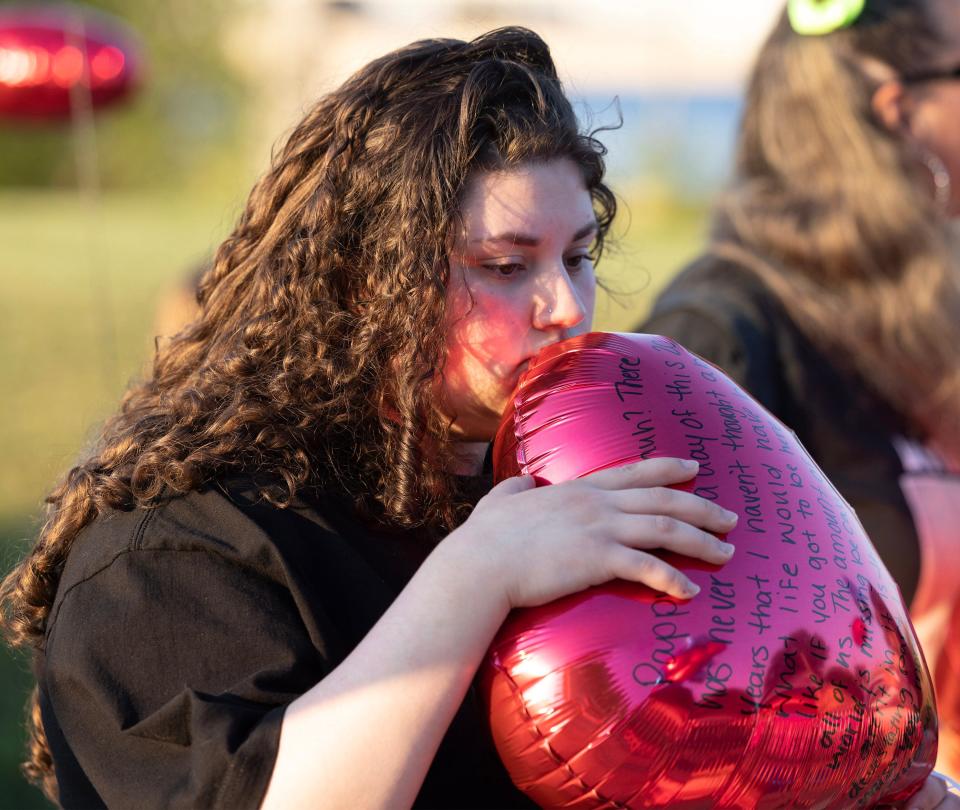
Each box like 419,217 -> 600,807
470,220 -> 598,247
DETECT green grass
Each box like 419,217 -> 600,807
594,195 -> 708,332
0,189 -> 247,524
0,186 -> 708,806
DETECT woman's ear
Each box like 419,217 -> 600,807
871,80 -> 911,134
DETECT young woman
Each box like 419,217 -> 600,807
643,0 -> 960,782
0,28 -> 740,809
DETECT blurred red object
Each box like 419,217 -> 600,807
0,4 -> 141,120
937,595 -> 960,776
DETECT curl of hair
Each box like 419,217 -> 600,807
0,27 -> 615,802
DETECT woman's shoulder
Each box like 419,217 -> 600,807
47,483 -> 343,631
59,486 -> 265,579
644,250 -> 785,351
46,477 -> 430,643
649,250 -> 780,326
641,250 -> 793,413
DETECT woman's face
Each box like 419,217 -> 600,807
901,0 -> 960,215
441,158 -> 598,441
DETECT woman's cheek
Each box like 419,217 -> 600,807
574,271 -> 598,332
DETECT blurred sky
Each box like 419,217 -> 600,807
226,0 -> 785,189
231,0 -> 785,99
371,0 -> 786,92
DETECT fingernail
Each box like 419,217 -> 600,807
719,542 -> 735,556
682,460 -> 699,472
685,582 -> 701,597
722,509 -> 738,521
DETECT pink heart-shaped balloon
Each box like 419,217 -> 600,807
482,332 -> 937,809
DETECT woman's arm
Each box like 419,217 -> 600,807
261,458 -> 738,810
260,523 -> 513,810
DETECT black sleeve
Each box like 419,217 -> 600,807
43,545 -> 329,810
641,280 -> 784,414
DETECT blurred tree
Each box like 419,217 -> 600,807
0,0 -> 247,188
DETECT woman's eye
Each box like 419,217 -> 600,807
483,262 -> 524,277
565,253 -> 592,272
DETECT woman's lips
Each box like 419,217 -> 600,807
507,359 -> 532,389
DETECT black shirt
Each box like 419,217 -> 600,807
642,255 -> 922,603
39,478 -> 536,809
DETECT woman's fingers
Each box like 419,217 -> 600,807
587,458 -> 699,490
475,463 -> 740,607
894,774 -> 952,810
608,546 -> 701,599
487,475 -> 536,497
612,513 -> 736,565
611,486 -> 738,533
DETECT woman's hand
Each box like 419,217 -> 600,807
886,773 -> 960,810
446,457 -> 738,610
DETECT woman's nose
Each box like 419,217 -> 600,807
532,266 -> 588,330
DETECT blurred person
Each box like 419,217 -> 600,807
0,28 -> 745,810
643,0 -> 960,780
152,261 -> 205,349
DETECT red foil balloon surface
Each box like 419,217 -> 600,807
482,332 -> 937,809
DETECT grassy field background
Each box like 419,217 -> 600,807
0,186 -> 708,807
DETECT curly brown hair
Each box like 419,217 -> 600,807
0,26 -> 616,802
